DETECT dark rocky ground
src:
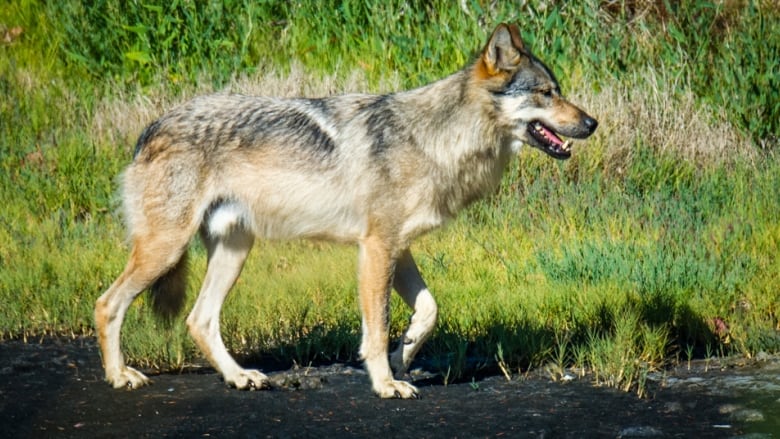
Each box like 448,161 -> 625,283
1,337 -> 778,438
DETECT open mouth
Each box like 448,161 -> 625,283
527,121 -> 572,159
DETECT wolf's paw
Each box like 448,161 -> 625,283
390,350 -> 411,379
225,369 -> 270,391
374,379 -> 420,399
107,366 -> 151,390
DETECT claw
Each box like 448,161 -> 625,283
225,369 -> 271,391
247,378 -> 270,391
377,380 -> 420,399
108,366 -> 151,390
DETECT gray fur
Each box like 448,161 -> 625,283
95,23 -> 597,398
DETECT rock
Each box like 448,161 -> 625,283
729,409 -> 765,423
268,373 -> 326,390
755,351 -> 771,362
663,401 -> 683,413
719,403 -> 742,414
617,426 -> 664,437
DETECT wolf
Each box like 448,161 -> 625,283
95,23 -> 597,399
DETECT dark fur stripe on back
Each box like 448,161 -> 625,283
133,119 -> 163,159
249,104 -> 336,154
134,97 -> 337,161
363,95 -> 402,156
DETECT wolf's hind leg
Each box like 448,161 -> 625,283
95,236 -> 189,389
390,249 -> 438,378
186,227 -> 268,390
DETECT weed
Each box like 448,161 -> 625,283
1,1 -> 778,396
495,343 -> 512,381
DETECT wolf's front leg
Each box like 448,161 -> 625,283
390,249 -> 438,377
358,236 -> 419,399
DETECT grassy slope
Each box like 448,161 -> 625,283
1,1 -> 778,393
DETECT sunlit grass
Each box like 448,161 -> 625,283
1,1 -> 779,396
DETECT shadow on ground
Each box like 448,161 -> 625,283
1,337 -> 778,438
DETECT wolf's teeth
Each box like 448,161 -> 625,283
562,140 -> 572,151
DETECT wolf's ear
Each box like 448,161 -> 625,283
482,23 -> 526,75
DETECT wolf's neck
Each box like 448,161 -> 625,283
395,67 -> 504,163
395,67 -> 513,216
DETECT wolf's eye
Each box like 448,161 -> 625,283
541,89 -> 553,98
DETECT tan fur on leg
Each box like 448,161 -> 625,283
358,236 -> 419,399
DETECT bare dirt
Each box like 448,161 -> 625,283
1,337 -> 778,438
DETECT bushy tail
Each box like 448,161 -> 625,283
150,249 -> 189,322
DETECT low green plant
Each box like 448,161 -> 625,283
1,1 -> 778,396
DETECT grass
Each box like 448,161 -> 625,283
1,1 -> 779,396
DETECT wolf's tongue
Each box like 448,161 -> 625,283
539,124 -> 564,146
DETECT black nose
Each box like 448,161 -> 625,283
584,116 -> 598,133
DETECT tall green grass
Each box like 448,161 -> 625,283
1,1 -> 778,395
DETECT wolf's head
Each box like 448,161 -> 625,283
476,23 -> 597,159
